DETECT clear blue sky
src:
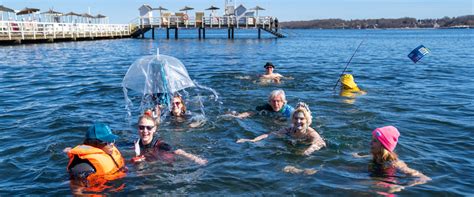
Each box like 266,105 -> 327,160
1,0 -> 472,23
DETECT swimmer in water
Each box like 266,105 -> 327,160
131,113 -> 207,165
237,102 -> 325,155
353,126 -> 431,193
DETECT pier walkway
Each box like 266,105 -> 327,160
0,21 -> 131,44
130,16 -> 285,39
0,16 -> 285,44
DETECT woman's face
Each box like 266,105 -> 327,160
171,97 -> 183,116
370,137 -> 383,156
292,112 -> 307,131
138,118 -> 156,145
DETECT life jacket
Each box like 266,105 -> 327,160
67,144 -> 125,176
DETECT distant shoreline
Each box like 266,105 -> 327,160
279,26 -> 472,30
280,15 -> 473,29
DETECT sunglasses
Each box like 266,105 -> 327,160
138,125 -> 155,131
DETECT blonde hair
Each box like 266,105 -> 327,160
291,102 -> 312,126
374,146 -> 398,163
138,113 -> 157,126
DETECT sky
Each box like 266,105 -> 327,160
1,0 -> 472,23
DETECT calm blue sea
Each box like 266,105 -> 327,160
0,29 -> 473,195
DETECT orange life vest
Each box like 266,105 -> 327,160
67,144 -> 125,176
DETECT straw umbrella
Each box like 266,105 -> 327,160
16,7 -> 40,21
16,7 -> 40,15
179,6 -> 194,14
64,12 -> 81,23
41,9 -> 62,22
153,6 -> 168,17
205,5 -> 220,17
179,6 -> 194,21
0,5 -> 15,21
95,14 -> 106,24
250,6 -> 265,18
81,13 -> 94,23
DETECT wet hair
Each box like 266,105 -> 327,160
138,113 -> 158,127
172,94 -> 186,114
268,89 -> 287,104
83,138 -> 107,149
291,102 -> 312,126
374,146 -> 399,163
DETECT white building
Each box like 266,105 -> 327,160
138,4 -> 153,25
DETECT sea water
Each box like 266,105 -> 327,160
0,29 -> 473,195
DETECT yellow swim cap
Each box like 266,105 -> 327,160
341,74 -> 358,89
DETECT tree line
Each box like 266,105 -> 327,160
280,15 -> 474,29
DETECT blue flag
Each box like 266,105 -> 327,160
408,45 -> 430,63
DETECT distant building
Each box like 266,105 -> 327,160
235,5 -> 246,17
139,4 -> 153,25
225,0 -> 236,16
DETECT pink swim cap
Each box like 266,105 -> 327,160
372,126 -> 400,152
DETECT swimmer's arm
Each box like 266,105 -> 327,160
174,149 -> 208,165
235,111 -> 254,119
352,152 -> 370,158
236,133 -> 270,143
189,119 -> 206,128
226,111 -> 254,119
63,147 -> 72,154
303,129 -> 326,156
394,160 -> 431,187
236,129 -> 283,143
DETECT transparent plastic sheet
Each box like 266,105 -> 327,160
122,55 -> 195,95
122,54 -> 195,120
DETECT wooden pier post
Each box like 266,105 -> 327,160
175,28 -> 178,39
258,28 -> 261,39
166,28 -> 170,39
203,28 -> 206,39
228,28 -> 231,39
231,27 -> 234,39
152,28 -> 155,39
198,28 -> 202,39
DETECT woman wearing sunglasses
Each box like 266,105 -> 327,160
259,62 -> 284,84
131,113 -> 207,165
170,94 -> 187,117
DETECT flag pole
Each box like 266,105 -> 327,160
332,40 -> 365,91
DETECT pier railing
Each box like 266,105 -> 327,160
0,21 -> 131,41
136,15 -> 273,29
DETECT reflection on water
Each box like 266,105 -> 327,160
0,29 -> 473,195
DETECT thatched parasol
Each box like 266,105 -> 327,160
0,5 -> 15,20
205,5 -> 220,10
179,6 -> 194,17
0,5 -> 15,12
153,6 -> 168,16
16,7 -> 40,15
250,6 -> 265,17
41,9 -> 62,15
206,5 -> 220,17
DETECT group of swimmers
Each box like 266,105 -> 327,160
64,62 -> 430,193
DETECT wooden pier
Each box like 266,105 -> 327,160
0,21 -> 131,44
0,16 -> 284,44
130,16 -> 285,39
